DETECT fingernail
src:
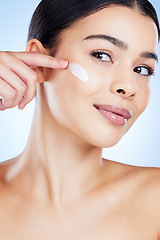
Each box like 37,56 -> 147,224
18,102 -> 26,110
57,59 -> 68,67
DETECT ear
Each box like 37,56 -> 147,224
26,39 -> 51,83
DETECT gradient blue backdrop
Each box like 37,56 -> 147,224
0,0 -> 160,167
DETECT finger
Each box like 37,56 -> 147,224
0,54 -> 38,108
2,57 -> 37,105
7,51 -> 69,69
0,62 -> 27,91
0,78 -> 17,110
18,84 -> 36,110
0,63 -> 27,103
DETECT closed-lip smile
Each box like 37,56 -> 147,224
94,104 -> 132,125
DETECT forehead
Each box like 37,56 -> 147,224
60,6 -> 158,52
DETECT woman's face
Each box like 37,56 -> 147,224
43,6 -> 158,148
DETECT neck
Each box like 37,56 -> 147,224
9,98 -> 107,209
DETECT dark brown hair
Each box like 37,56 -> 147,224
28,0 -> 160,49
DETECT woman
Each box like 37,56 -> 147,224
0,0 -> 160,238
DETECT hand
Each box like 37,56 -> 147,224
0,51 -> 68,110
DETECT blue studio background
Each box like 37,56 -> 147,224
0,0 -> 160,166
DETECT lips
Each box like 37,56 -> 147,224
94,104 -> 132,125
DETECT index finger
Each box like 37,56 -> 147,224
7,51 -> 69,69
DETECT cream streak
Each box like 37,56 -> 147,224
69,62 -> 89,83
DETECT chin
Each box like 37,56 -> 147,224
94,126 -> 128,148
102,138 -> 122,148
97,138 -> 122,149
83,131 -> 125,149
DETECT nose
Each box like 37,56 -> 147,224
110,69 -> 137,99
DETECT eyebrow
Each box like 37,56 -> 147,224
82,34 -> 128,50
83,34 -> 158,62
140,52 -> 158,63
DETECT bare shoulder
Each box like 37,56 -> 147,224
102,158 -> 160,209
0,158 -> 18,205
136,164 -> 160,190
137,166 -> 160,234
0,158 -> 17,176
0,157 -> 18,181
103,158 -> 160,182
140,165 -> 160,198
103,159 -> 160,236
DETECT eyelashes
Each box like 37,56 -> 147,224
133,65 -> 155,76
91,51 -> 113,63
91,50 -> 155,77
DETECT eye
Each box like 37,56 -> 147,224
91,51 -> 113,63
134,66 -> 155,76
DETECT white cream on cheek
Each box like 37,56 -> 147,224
69,62 -> 89,83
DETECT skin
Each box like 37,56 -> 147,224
0,6 -> 160,240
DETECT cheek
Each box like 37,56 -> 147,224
139,80 -> 150,110
62,63 -> 104,101
68,62 -> 107,97
43,64 -> 105,129
43,67 -> 90,121
134,79 -> 151,120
